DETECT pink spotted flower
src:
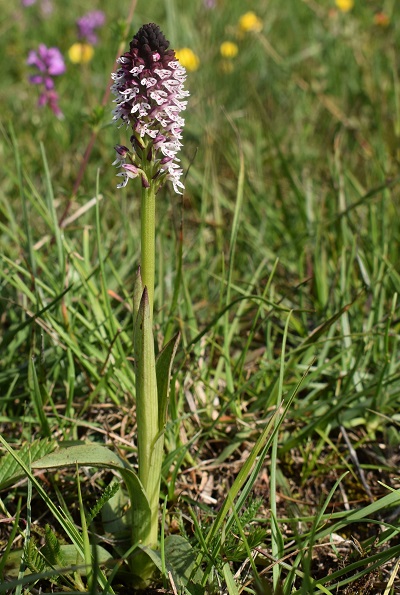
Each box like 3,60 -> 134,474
111,23 -> 189,194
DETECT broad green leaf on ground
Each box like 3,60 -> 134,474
32,444 -> 151,542
0,439 -> 56,490
2,544 -> 113,578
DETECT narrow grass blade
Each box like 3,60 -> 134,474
28,355 -> 51,437
40,143 -> 65,280
223,563 -> 239,595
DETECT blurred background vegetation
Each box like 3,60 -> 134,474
1,0 -> 400,592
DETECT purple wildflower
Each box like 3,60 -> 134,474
38,89 -> 63,118
111,23 -> 189,194
22,0 -> 36,5
27,44 -> 65,117
203,0 -> 217,8
77,10 -> 106,45
27,44 -> 65,88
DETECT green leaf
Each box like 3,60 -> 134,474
32,444 -> 151,545
156,332 -> 180,433
140,536 -> 204,592
133,266 -> 144,331
102,481 -> 131,539
0,440 -> 56,490
23,539 -> 46,575
164,535 -> 203,587
88,481 -> 121,525
223,563 -> 239,595
3,544 -> 113,579
133,288 -> 162,550
42,525 -> 65,567
0,430 -> 114,593
134,288 -> 159,492
28,357 -> 51,437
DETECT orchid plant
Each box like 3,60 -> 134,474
31,23 -> 188,587
111,21 -> 188,575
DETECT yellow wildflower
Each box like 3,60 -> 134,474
68,43 -> 94,64
335,0 -> 354,12
220,41 -> 238,59
174,48 -> 200,72
238,11 -> 263,33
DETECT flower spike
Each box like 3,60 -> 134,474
111,23 -> 189,194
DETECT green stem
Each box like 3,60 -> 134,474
131,179 -> 160,578
141,183 -> 156,321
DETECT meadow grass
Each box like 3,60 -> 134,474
0,0 -> 400,593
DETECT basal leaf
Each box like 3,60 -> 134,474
3,544 -> 113,579
32,444 -> 151,545
0,439 -> 56,490
164,535 -> 203,587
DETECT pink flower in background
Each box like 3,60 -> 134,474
77,10 -> 106,45
38,89 -> 63,118
27,44 -> 65,117
27,44 -> 65,88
